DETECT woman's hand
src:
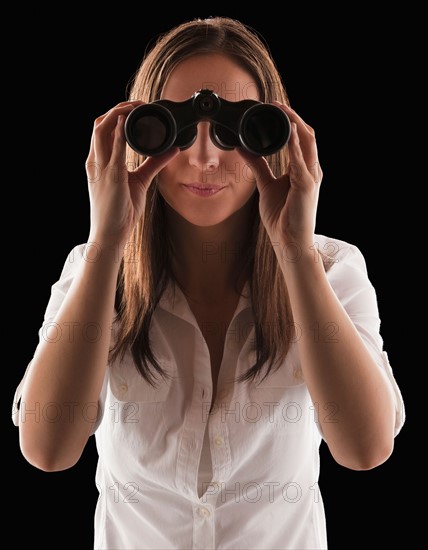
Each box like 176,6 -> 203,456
237,103 -> 322,250
85,101 -> 179,249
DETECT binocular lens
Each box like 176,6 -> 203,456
240,105 -> 290,156
124,105 -> 176,156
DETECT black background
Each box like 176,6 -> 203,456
8,10 -> 414,549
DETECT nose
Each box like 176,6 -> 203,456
186,121 -> 220,172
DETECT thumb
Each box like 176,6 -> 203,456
131,148 -> 180,190
236,148 -> 275,192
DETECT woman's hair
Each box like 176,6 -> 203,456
110,17 -> 323,385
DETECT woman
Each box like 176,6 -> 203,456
12,17 -> 405,550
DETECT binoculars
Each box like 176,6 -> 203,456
124,89 -> 290,157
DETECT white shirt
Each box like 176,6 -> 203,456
12,234 -> 405,550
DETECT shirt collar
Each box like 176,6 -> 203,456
158,280 -> 252,327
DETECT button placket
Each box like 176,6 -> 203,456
193,502 -> 215,549
209,410 -> 232,484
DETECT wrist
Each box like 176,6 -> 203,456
86,234 -> 126,264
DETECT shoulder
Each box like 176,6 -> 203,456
313,233 -> 365,263
313,233 -> 369,276
313,234 -> 380,311
58,243 -> 91,276
50,243 -> 88,292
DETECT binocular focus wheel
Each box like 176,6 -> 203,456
124,103 -> 178,157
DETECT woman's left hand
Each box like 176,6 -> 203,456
237,103 -> 323,250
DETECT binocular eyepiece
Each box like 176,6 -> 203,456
124,89 -> 291,157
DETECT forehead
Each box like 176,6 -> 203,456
161,53 -> 259,102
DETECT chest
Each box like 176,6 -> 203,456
189,299 -> 239,405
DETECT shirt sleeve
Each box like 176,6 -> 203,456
322,236 -> 405,438
11,243 -> 107,435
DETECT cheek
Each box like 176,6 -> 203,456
158,156 -> 180,179
233,156 -> 257,191
215,153 -> 258,188
156,157 -> 182,194
239,163 -> 257,186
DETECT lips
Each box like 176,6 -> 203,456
182,183 -> 226,197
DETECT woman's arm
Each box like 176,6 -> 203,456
19,245 -> 120,472
239,104 -> 399,470
19,103 -> 178,472
277,245 -> 396,470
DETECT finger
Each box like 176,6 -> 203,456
130,148 -> 181,191
287,123 -> 320,189
95,101 -> 144,129
236,148 -> 275,193
274,102 -> 316,156
95,101 -> 145,126
273,101 -> 314,136
110,115 -> 127,166
274,102 -> 320,172
93,103 -> 143,167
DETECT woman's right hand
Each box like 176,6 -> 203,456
85,101 -> 179,251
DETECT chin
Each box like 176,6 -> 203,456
181,212 -> 233,227
164,199 -> 237,227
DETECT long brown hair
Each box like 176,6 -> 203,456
111,17 -> 319,385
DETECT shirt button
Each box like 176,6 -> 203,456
293,368 -> 303,380
197,506 -> 211,518
119,384 -> 128,393
214,435 -> 224,446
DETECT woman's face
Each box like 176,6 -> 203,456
157,54 -> 258,227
